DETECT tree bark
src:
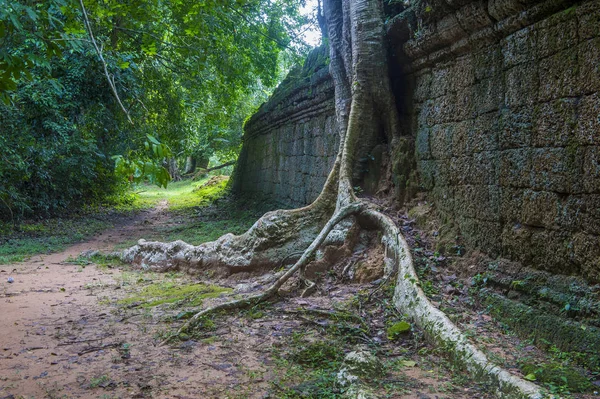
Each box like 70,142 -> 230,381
183,156 -> 196,175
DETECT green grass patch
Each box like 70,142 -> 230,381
0,217 -> 112,264
117,281 -> 232,308
288,340 -> 345,370
123,176 -> 228,211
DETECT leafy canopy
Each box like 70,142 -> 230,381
0,0 -> 313,221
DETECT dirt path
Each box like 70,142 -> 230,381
0,202 -> 494,399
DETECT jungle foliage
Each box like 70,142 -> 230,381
0,0 -> 312,222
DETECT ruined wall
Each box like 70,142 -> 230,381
232,46 -> 338,207
389,0 -> 600,280
234,0 -> 599,280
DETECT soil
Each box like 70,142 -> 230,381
0,200 -> 587,398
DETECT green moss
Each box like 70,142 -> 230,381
521,362 -> 591,392
482,292 -> 600,370
387,321 -> 412,340
288,340 -> 344,370
118,282 -> 232,308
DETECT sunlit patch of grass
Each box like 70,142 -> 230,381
117,281 -> 232,308
130,176 -> 229,211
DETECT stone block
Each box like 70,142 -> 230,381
473,75 -> 504,114
505,62 -> 539,107
473,46 -> 503,81
450,156 -> 471,185
432,185 -> 455,216
454,184 -> 501,221
456,2 -> 494,34
530,147 -> 584,193
577,1 -> 600,40
413,70 -> 433,102
415,128 -> 431,160
583,146 -> 600,192
432,94 -> 458,124
529,229 -> 574,275
558,195 -> 586,232
583,194 -> 600,235
453,89 -> 476,121
576,93 -> 600,145
418,100 -> 436,128
578,38 -> 600,94
535,10 -> 577,59
488,0 -> 526,24
451,55 -> 476,89
521,189 -> 560,228
502,27 -> 536,68
572,232 -> 600,282
472,151 -> 499,184
532,98 -> 577,147
451,119 -> 473,156
499,107 -> 532,150
472,113 -> 500,153
430,123 -> 454,159
451,153 -> 497,185
436,158 -> 454,186
501,223 -> 533,264
499,148 -> 532,188
430,65 -> 453,97
313,133 -> 325,157
500,187 -> 523,222
538,48 -> 579,101
457,216 -> 502,255
418,159 -> 436,190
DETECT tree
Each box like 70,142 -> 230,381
0,0 -> 309,220
125,1 -> 545,397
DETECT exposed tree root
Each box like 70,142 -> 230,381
361,209 -> 544,398
164,203 -> 365,344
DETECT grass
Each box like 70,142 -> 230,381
117,281 -> 232,308
0,217 -> 112,264
124,176 -> 226,211
114,176 -> 267,249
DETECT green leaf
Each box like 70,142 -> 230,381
524,374 -> 537,381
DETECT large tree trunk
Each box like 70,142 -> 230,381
120,1 -> 544,397
183,156 -> 196,175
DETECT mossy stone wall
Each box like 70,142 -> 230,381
235,0 -> 600,281
232,45 -> 338,207
390,0 -> 600,281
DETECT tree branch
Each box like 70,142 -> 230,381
78,0 -> 133,124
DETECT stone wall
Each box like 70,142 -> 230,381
234,0 -> 600,281
389,0 -> 600,280
232,46 -> 338,207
